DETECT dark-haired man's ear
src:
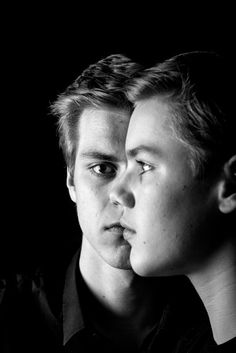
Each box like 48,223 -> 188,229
66,168 -> 76,203
218,155 -> 236,214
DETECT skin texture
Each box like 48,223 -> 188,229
68,107 -> 132,269
110,96 -> 221,277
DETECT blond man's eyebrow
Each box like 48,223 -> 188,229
127,145 -> 162,158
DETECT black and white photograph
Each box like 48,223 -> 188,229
1,7 -> 235,352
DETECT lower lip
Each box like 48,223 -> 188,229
106,226 -> 125,235
123,229 -> 135,241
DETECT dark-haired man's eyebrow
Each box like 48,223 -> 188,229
127,145 -> 162,159
80,151 -> 120,162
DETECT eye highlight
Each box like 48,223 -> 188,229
89,163 -> 117,178
136,161 -> 153,174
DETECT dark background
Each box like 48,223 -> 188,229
3,6 -> 235,274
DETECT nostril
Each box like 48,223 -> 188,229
109,191 -> 121,207
111,198 -> 120,206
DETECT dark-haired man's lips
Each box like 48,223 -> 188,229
104,223 -> 125,235
104,223 -> 135,238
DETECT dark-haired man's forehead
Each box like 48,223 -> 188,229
76,107 -> 130,163
78,107 -> 130,136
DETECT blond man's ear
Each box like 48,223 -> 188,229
66,168 -> 76,203
218,155 -> 236,214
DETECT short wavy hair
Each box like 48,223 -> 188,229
128,51 -> 236,177
51,54 -> 142,178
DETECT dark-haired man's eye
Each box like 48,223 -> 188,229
90,163 -> 117,178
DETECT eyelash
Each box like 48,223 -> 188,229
89,163 -> 117,178
136,160 -> 153,174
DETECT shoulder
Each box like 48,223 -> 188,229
175,325 -> 236,353
215,337 -> 236,353
0,270 -> 64,353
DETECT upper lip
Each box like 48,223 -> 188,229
105,222 -> 135,233
104,222 -> 124,230
120,221 -> 136,234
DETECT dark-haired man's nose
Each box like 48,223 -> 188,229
109,178 -> 135,209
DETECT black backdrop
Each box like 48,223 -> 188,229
3,7 -> 235,274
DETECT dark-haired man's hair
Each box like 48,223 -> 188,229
51,54 -> 142,179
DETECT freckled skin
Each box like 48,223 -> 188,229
122,97 -> 220,277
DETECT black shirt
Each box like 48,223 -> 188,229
1,248 -> 228,353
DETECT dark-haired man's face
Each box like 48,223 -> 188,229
112,96 -> 220,277
68,107 -> 132,269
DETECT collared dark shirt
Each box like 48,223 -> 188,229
1,248 -> 232,353
63,249 -> 182,353
175,325 -> 236,353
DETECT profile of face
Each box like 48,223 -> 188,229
111,96 -> 221,277
67,107 -> 132,269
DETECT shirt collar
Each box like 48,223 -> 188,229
62,248 -> 85,346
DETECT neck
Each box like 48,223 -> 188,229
79,237 -> 158,317
79,237 -> 162,349
188,241 -> 236,345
